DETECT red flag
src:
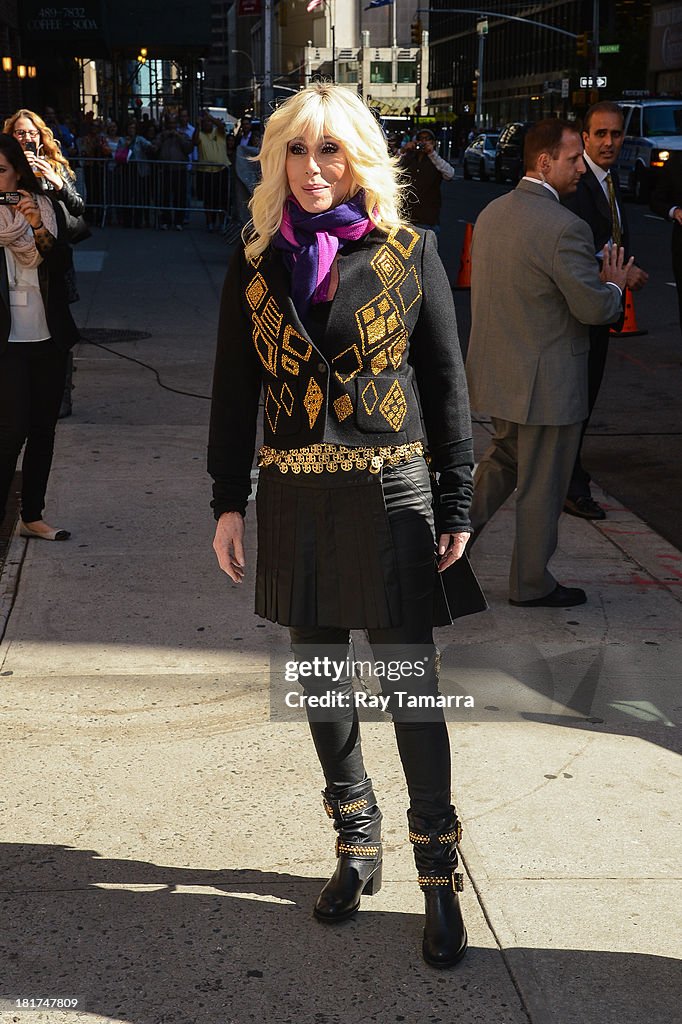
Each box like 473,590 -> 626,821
307,0 -> 325,11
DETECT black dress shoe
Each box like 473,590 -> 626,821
509,584 -> 587,608
564,496 -> 606,520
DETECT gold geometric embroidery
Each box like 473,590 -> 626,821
332,344 -> 363,383
362,381 -> 379,416
388,225 -> 420,259
303,378 -> 324,428
252,295 -> 284,374
265,386 -> 281,433
280,383 -> 295,417
356,290 -> 404,355
396,265 -> 422,315
280,325 -> 312,377
388,334 -> 408,369
371,245 -> 405,289
379,380 -> 407,431
333,394 -> 353,422
258,295 -> 284,339
252,321 -> 277,374
283,325 -> 312,362
281,354 -> 300,375
248,254 -> 263,269
371,349 -> 388,375
246,273 -> 267,310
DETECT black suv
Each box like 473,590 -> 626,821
494,121 -> 533,183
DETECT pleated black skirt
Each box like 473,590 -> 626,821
255,465 -> 402,630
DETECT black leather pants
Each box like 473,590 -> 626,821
290,457 -> 452,820
0,341 -> 68,524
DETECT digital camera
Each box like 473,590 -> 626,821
0,191 -> 21,205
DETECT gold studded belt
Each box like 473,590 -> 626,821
257,441 -> 424,475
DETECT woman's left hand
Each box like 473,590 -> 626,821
25,154 -> 63,189
15,190 -> 43,228
437,531 -> 471,572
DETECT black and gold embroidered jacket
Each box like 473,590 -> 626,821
208,225 -> 474,530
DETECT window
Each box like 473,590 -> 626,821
397,62 -> 416,84
370,62 -> 392,84
642,105 -> 682,138
336,60 -> 358,84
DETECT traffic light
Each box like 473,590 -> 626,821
471,78 -> 478,101
411,20 -> 422,45
576,32 -> 589,59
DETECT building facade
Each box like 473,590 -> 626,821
17,0 -> 211,122
428,0 -> 652,129
0,0 -> 23,118
650,1 -> 682,93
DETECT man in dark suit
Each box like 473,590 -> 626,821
562,101 -> 648,520
650,149 -> 682,335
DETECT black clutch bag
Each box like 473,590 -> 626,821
433,549 -> 488,626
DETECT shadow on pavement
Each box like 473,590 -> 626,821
0,843 -> 677,1024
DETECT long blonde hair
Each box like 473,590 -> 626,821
3,108 -> 75,180
245,83 -> 406,262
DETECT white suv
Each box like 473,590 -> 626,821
615,98 -> 682,201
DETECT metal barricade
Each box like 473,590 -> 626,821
71,157 -> 233,228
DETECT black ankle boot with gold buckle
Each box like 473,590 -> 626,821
408,808 -> 467,967
314,778 -> 383,923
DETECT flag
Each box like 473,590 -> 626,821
364,0 -> 394,9
307,0 -> 325,11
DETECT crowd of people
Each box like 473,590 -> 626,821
0,104 -> 262,233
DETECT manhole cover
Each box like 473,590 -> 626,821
80,329 -> 152,344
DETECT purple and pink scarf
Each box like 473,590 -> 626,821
273,192 -> 374,320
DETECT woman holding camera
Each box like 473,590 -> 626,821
4,109 -> 85,219
0,135 -> 78,540
209,84 -> 480,967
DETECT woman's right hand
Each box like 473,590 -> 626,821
213,511 -> 246,583
15,190 -> 42,229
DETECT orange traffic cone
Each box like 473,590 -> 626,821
452,222 -> 473,290
610,287 -> 647,337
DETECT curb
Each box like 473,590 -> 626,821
0,527 -> 27,648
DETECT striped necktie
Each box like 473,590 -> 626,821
605,171 -> 622,247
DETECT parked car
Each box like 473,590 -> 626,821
462,133 -> 499,180
494,121 -> 533,183
615,98 -> 682,202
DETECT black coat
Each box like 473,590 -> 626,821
562,165 -> 627,332
400,151 -> 445,226
0,201 -> 79,354
208,226 -> 473,525
650,151 -> 682,258
562,164 -> 631,255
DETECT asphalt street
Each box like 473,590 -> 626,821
441,171 -> 682,552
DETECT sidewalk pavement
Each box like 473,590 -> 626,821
0,224 -> 679,1024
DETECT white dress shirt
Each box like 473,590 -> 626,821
584,152 -> 622,237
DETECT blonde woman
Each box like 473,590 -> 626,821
208,83 -> 480,967
4,109 -> 85,219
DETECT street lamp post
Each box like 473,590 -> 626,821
232,49 -> 256,115
307,0 -> 335,83
263,0 -> 273,114
475,19 -> 487,128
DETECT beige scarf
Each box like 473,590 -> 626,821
0,195 -> 58,269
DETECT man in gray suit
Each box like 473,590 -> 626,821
466,119 -> 631,607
